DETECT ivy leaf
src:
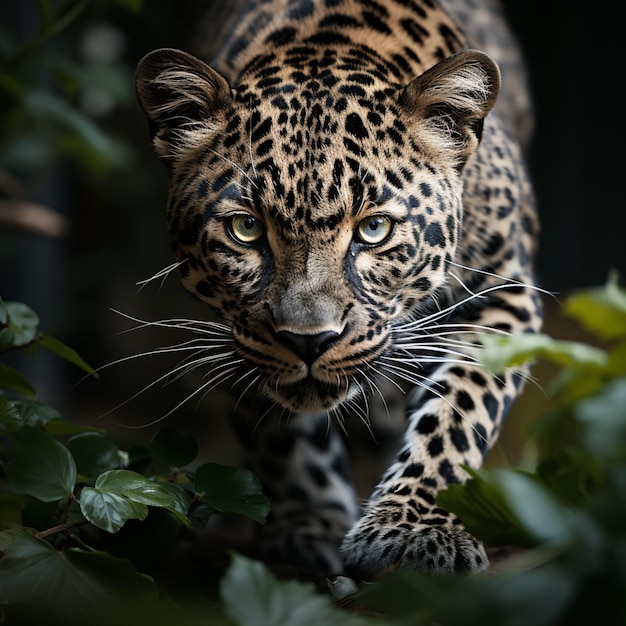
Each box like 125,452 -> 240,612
5,427 -> 76,502
0,493 -> 26,529
440,467 -> 574,548
14,399 -> 103,435
0,300 -> 39,347
39,333 -> 98,378
149,427 -> 198,468
493,471 -> 574,546
221,553 -> 367,626
15,400 -> 64,426
564,272 -> 626,339
154,481 -> 193,519
437,467 -> 538,548
0,362 -> 36,396
575,378 -> 626,461
480,333 -> 608,375
0,394 -> 22,434
0,528 -> 168,626
95,470 -> 184,508
81,470 -> 191,529
66,432 -> 123,479
80,486 -> 148,533
195,463 -> 269,524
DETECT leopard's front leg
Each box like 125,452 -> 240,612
232,406 -> 359,575
341,284 -> 542,578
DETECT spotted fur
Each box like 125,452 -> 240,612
135,0 -> 542,578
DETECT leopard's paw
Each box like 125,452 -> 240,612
340,514 -> 488,579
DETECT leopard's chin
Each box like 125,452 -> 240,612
264,376 -> 360,414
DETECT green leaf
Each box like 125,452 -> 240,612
84,470 -> 191,527
575,378 -> 626,461
94,470 -> 182,507
221,553 -> 368,626
0,362 -> 36,396
13,399 -> 102,435
0,326 -> 15,350
154,480 -> 192,519
480,333 -> 608,375
44,419 -> 105,436
5,427 -> 76,502
15,399 -> 63,427
440,467 -> 578,550
0,494 -> 27,529
195,463 -> 270,524
21,499 -> 60,533
437,468 -> 538,548
495,471 -> 574,546
66,432 -> 122,478
565,272 -> 626,339
536,451 -> 597,506
608,342 -> 626,375
39,333 -> 98,377
0,394 -> 21,434
149,427 -> 198,468
80,485 -> 148,533
0,301 -> 39,347
0,528 -> 163,626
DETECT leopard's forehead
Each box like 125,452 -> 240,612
218,66 -> 450,234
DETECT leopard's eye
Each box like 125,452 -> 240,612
355,215 -> 393,245
229,215 -> 264,243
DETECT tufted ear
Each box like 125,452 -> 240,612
400,50 -> 501,168
135,48 -> 232,160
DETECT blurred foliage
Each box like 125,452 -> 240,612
357,274 -> 626,625
0,0 -> 140,185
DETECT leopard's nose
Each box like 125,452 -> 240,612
275,329 -> 340,365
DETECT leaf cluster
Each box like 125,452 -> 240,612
0,298 -> 272,625
376,273 -> 626,626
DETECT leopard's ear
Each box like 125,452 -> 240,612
401,50 -> 501,168
135,48 -> 232,160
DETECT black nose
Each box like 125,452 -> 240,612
275,329 -> 340,365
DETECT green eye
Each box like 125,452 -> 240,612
229,214 -> 264,243
355,215 -> 393,245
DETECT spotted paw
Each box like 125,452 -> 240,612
340,516 -> 489,579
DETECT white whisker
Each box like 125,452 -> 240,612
447,260 -> 555,298
111,309 -> 231,337
136,261 -> 187,292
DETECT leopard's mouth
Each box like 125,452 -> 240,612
263,374 -> 360,413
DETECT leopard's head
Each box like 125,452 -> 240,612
135,47 -> 499,413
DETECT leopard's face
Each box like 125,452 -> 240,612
136,48 -> 499,413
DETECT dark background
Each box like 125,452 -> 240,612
0,0 -> 622,451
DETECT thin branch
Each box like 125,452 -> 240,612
37,518 -> 89,540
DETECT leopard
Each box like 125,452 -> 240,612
134,0 -> 543,580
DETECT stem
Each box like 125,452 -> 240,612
37,518 -> 88,540
0,331 -> 45,354
61,492 -> 74,524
